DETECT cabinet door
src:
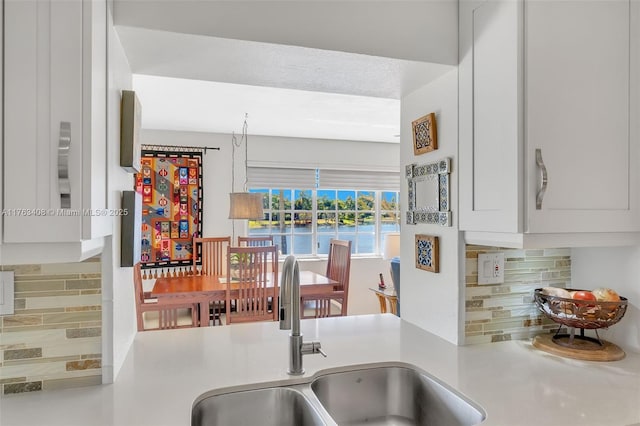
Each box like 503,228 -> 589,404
525,0 -> 639,233
0,0 -> 3,246
459,0 -> 524,233
4,0 -> 84,242
82,0 -> 110,240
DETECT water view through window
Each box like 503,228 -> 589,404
248,188 -> 400,256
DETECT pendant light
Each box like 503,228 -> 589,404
229,114 -> 264,220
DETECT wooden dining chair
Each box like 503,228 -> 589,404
193,236 -> 231,276
193,236 -> 231,325
237,235 -> 274,247
225,245 -> 279,325
238,235 -> 278,273
301,239 -> 352,318
133,263 -> 198,331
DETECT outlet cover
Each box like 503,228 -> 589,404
478,253 -> 505,285
0,271 -> 15,315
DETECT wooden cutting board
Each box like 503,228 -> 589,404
532,334 -> 625,361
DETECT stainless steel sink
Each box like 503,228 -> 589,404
192,387 -> 325,426
192,363 -> 486,426
311,365 -> 486,426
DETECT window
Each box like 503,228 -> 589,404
248,187 -> 400,257
247,166 -> 400,257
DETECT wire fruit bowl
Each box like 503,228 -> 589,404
533,288 -> 628,330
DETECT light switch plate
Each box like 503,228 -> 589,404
0,271 -> 15,315
478,253 -> 505,285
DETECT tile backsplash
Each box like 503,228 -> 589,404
465,245 -> 571,345
0,258 -> 102,394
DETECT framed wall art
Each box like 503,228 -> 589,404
406,157 -> 451,226
412,112 -> 437,155
120,90 -> 142,173
415,234 -> 439,273
120,190 -> 141,267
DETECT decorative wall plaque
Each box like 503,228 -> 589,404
412,113 -> 437,155
415,234 -> 439,273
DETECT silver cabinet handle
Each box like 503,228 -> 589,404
535,148 -> 547,210
58,122 -> 71,209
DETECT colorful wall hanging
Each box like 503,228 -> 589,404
135,149 -> 203,268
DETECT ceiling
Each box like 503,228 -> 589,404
113,1 -> 457,142
133,75 -> 403,142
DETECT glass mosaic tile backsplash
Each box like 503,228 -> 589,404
465,246 -> 571,345
0,257 -> 101,394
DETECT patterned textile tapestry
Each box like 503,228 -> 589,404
135,150 -> 203,268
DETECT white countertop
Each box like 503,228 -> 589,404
1,314 -> 639,426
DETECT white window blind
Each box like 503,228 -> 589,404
248,167 -> 400,191
319,169 -> 400,191
247,167 -> 317,189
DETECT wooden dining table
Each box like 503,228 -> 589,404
151,270 -> 338,327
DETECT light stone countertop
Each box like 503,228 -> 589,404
1,314 -> 639,426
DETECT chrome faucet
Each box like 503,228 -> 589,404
279,255 -> 326,375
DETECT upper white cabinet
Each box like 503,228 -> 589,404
2,0 -> 110,260
0,1 -> 3,248
459,0 -> 640,248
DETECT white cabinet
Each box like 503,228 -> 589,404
0,0 -> 3,248
459,0 -> 640,248
2,0 -> 110,260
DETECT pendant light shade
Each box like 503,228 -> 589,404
229,114 -> 263,227
229,192 -> 264,219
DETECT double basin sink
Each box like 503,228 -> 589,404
192,362 -> 486,426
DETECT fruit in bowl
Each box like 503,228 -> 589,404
592,287 -> 620,302
592,287 -> 621,314
534,287 -> 628,329
541,287 -> 572,299
570,290 -> 596,301
569,290 -> 597,310
540,287 -> 573,314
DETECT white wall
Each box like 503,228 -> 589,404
103,6 -> 134,383
399,69 -> 461,345
571,246 -> 640,354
